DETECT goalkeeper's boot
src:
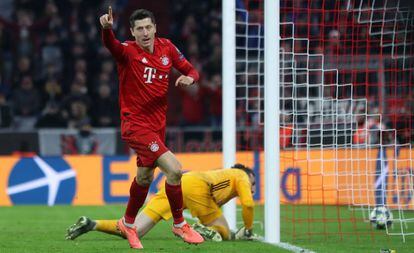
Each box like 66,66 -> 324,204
172,223 -> 204,244
117,218 -> 143,249
65,216 -> 96,240
191,223 -> 222,242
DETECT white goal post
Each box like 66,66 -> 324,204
222,0 -> 280,243
222,0 -> 237,232
264,0 -> 280,244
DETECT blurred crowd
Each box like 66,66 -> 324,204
0,0 -> 119,131
0,0 -> 222,131
0,0 -> 412,147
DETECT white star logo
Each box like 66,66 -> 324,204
6,156 -> 76,206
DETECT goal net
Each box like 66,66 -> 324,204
232,0 -> 414,244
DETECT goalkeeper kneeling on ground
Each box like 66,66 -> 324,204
66,164 -> 260,242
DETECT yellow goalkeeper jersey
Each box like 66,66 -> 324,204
188,168 -> 255,229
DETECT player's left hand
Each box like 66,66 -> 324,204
175,75 -> 195,86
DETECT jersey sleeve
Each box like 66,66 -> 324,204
236,174 -> 255,230
101,29 -> 128,63
168,41 -> 199,82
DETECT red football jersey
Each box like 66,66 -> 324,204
102,29 -> 199,130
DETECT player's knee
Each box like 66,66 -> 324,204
136,173 -> 153,186
168,169 -> 182,182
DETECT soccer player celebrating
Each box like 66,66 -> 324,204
99,7 -> 203,248
66,164 -> 259,242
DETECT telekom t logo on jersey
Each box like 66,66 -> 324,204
144,67 -> 156,83
143,67 -> 168,84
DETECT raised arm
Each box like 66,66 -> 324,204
100,6 -> 128,63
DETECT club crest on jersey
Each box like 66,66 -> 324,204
160,56 -> 169,66
148,141 -> 159,152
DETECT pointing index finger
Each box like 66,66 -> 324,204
108,6 -> 113,18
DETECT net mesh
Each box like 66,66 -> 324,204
235,0 -> 414,242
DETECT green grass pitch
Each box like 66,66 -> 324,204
0,205 -> 412,253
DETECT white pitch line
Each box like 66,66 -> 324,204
191,208 -> 316,253
235,207 -> 315,252
274,242 -> 317,253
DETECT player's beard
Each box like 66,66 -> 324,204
140,38 -> 153,51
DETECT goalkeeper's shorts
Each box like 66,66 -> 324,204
142,175 -> 223,225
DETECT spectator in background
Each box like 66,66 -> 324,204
9,6 -> 55,57
72,58 -> 88,88
98,59 -> 117,90
181,15 -> 197,41
0,92 -> 12,128
12,56 -> 33,87
204,32 -> 221,76
92,83 -> 119,127
82,10 -> 98,42
61,81 -> 91,123
324,29 -> 341,56
280,113 -> 293,148
11,75 -> 41,130
73,71 -> 88,89
353,104 -> 387,146
67,100 -> 90,129
0,22 -> 13,87
179,84 -> 205,126
35,101 -> 66,128
74,122 -> 98,154
96,71 -> 112,89
205,46 -> 221,76
0,73 -> 10,98
44,0 -> 63,35
69,43 -> 87,67
203,74 -> 222,126
186,37 -> 199,59
100,59 -> 114,74
61,122 -> 98,154
41,31 -> 63,74
40,63 -> 60,85
14,10 -> 35,57
41,78 -> 63,106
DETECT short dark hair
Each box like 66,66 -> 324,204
231,163 -> 255,177
129,9 -> 156,28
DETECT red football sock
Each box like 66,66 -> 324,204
165,182 -> 185,224
124,177 -> 149,225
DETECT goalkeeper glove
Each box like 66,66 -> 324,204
235,227 -> 260,241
